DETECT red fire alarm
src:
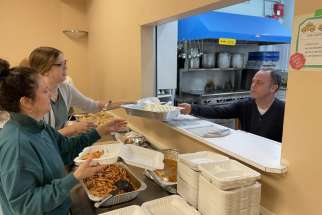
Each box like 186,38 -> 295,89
273,3 -> 284,18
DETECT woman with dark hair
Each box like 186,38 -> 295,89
0,66 -> 127,215
0,58 -> 10,129
29,47 -> 131,136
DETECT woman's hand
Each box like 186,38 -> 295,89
71,121 -> 96,134
59,121 -> 96,136
73,156 -> 105,181
96,118 -> 127,136
178,103 -> 192,115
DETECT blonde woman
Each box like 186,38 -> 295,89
29,47 -> 128,136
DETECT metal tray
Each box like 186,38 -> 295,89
121,104 -> 180,121
81,162 -> 147,207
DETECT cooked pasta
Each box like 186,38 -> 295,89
83,164 -> 135,197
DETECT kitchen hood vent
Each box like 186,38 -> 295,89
178,11 -> 291,43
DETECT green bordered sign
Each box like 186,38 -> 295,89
219,38 -> 236,46
295,9 -> 322,68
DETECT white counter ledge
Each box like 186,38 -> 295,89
165,115 -> 287,174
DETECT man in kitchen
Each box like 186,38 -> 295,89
179,69 -> 285,142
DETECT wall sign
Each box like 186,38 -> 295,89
219,38 -> 236,46
292,9 -> 322,70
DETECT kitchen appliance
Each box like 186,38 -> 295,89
231,53 -> 245,69
202,53 -> 216,68
217,52 -> 231,69
190,57 -> 200,69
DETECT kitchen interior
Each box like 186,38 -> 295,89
2,0 -> 322,215
156,0 -> 292,128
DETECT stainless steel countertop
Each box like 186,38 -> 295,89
70,164 -> 170,215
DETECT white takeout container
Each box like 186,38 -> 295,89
142,195 -> 200,215
99,205 -> 148,215
199,159 -> 261,190
74,143 -> 164,171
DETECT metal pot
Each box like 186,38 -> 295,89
190,57 -> 200,69
202,53 -> 216,68
217,52 -> 231,69
232,53 -> 245,69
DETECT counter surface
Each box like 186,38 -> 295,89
165,115 -> 287,173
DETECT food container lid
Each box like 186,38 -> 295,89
178,151 -> 229,171
142,195 -> 200,215
199,159 -> 261,190
120,144 -> 164,171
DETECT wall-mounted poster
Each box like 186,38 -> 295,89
290,9 -> 322,70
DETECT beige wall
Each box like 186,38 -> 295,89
0,0 -> 92,99
93,0 -> 322,215
86,0 -> 244,101
3,0 -> 322,214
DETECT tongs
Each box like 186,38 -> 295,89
94,179 -> 133,208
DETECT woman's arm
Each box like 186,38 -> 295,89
2,167 -> 78,215
58,121 -> 96,137
69,83 -> 101,113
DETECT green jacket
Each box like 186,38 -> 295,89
0,113 -> 100,215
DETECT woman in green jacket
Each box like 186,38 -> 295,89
0,66 -> 127,215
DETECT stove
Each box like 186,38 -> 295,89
199,91 -> 250,105
176,90 -> 250,106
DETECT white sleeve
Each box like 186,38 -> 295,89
69,84 -> 101,113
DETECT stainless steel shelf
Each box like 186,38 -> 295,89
179,68 -> 243,72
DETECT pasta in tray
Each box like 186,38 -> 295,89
83,164 -> 135,197
75,111 -> 114,126
143,104 -> 178,112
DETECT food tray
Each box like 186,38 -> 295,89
99,205 -> 148,215
120,144 -> 164,170
142,195 -> 200,215
74,143 -> 123,166
199,160 -> 261,190
121,104 -> 180,121
82,162 -> 147,207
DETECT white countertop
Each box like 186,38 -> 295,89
166,114 -> 287,174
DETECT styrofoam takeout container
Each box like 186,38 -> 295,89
120,144 -> 164,170
198,159 -> 261,190
75,143 -> 164,171
142,195 -> 200,215
98,205 -> 148,215
74,143 -> 123,166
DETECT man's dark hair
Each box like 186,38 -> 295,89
270,70 -> 281,91
260,67 -> 281,91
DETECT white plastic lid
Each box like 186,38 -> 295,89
119,144 -> 164,171
178,151 -> 229,171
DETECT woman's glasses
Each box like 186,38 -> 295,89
52,60 -> 67,68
